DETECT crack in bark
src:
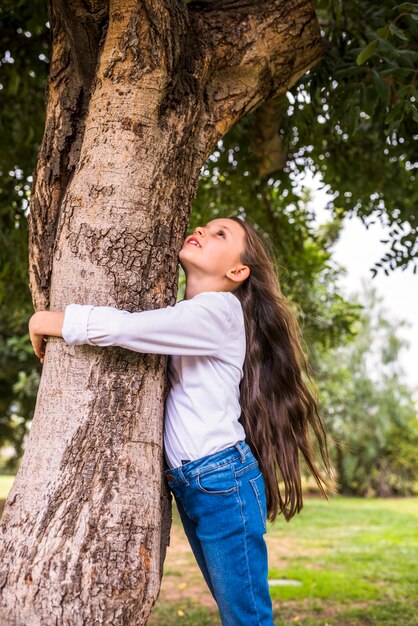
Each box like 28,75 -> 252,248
29,1 -> 109,311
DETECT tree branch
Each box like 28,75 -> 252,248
186,0 -> 324,156
249,95 -> 289,177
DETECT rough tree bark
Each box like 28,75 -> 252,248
0,0 -> 324,623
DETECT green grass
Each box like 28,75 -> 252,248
263,496 -> 418,624
148,601 -> 220,626
2,476 -> 417,625
151,495 -> 418,625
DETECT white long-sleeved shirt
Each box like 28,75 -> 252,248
61,291 -> 247,468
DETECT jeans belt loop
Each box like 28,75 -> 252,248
178,465 -> 189,485
235,441 -> 246,463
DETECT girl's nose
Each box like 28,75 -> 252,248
194,226 -> 205,237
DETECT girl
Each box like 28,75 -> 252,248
29,215 -> 335,626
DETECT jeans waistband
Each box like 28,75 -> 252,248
164,440 -> 253,484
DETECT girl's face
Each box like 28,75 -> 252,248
179,218 -> 247,284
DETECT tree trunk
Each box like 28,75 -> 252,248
0,0 -> 324,623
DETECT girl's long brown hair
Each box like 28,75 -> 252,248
229,215 -> 337,523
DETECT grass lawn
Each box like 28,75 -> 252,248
150,495 -> 418,626
1,477 -> 417,625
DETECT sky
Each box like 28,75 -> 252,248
299,170 -> 418,400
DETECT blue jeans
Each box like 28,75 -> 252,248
164,440 -> 275,626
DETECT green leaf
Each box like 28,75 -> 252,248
380,68 -> 410,78
25,126 -> 35,147
346,104 -> 359,135
8,72 -> 21,96
396,3 -> 418,11
396,49 -> 418,67
375,25 -> 390,39
384,102 -> 403,124
360,84 -> 378,117
356,40 -> 378,66
389,23 -> 409,41
377,38 -> 399,61
371,69 -> 390,106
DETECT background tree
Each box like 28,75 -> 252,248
0,0 -> 50,468
317,279 -> 418,497
0,334 -> 37,471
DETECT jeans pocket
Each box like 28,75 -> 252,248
249,472 -> 268,532
196,463 -> 238,495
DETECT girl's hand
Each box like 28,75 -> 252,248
28,310 -> 65,365
29,312 -> 48,365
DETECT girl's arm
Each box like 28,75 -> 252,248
62,293 -> 233,356
29,292 -> 235,362
29,311 -> 65,363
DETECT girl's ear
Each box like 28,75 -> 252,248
227,265 -> 250,283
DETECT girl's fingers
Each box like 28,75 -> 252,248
39,337 -> 48,363
33,335 -> 47,359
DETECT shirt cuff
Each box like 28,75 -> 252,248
62,303 -> 95,346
